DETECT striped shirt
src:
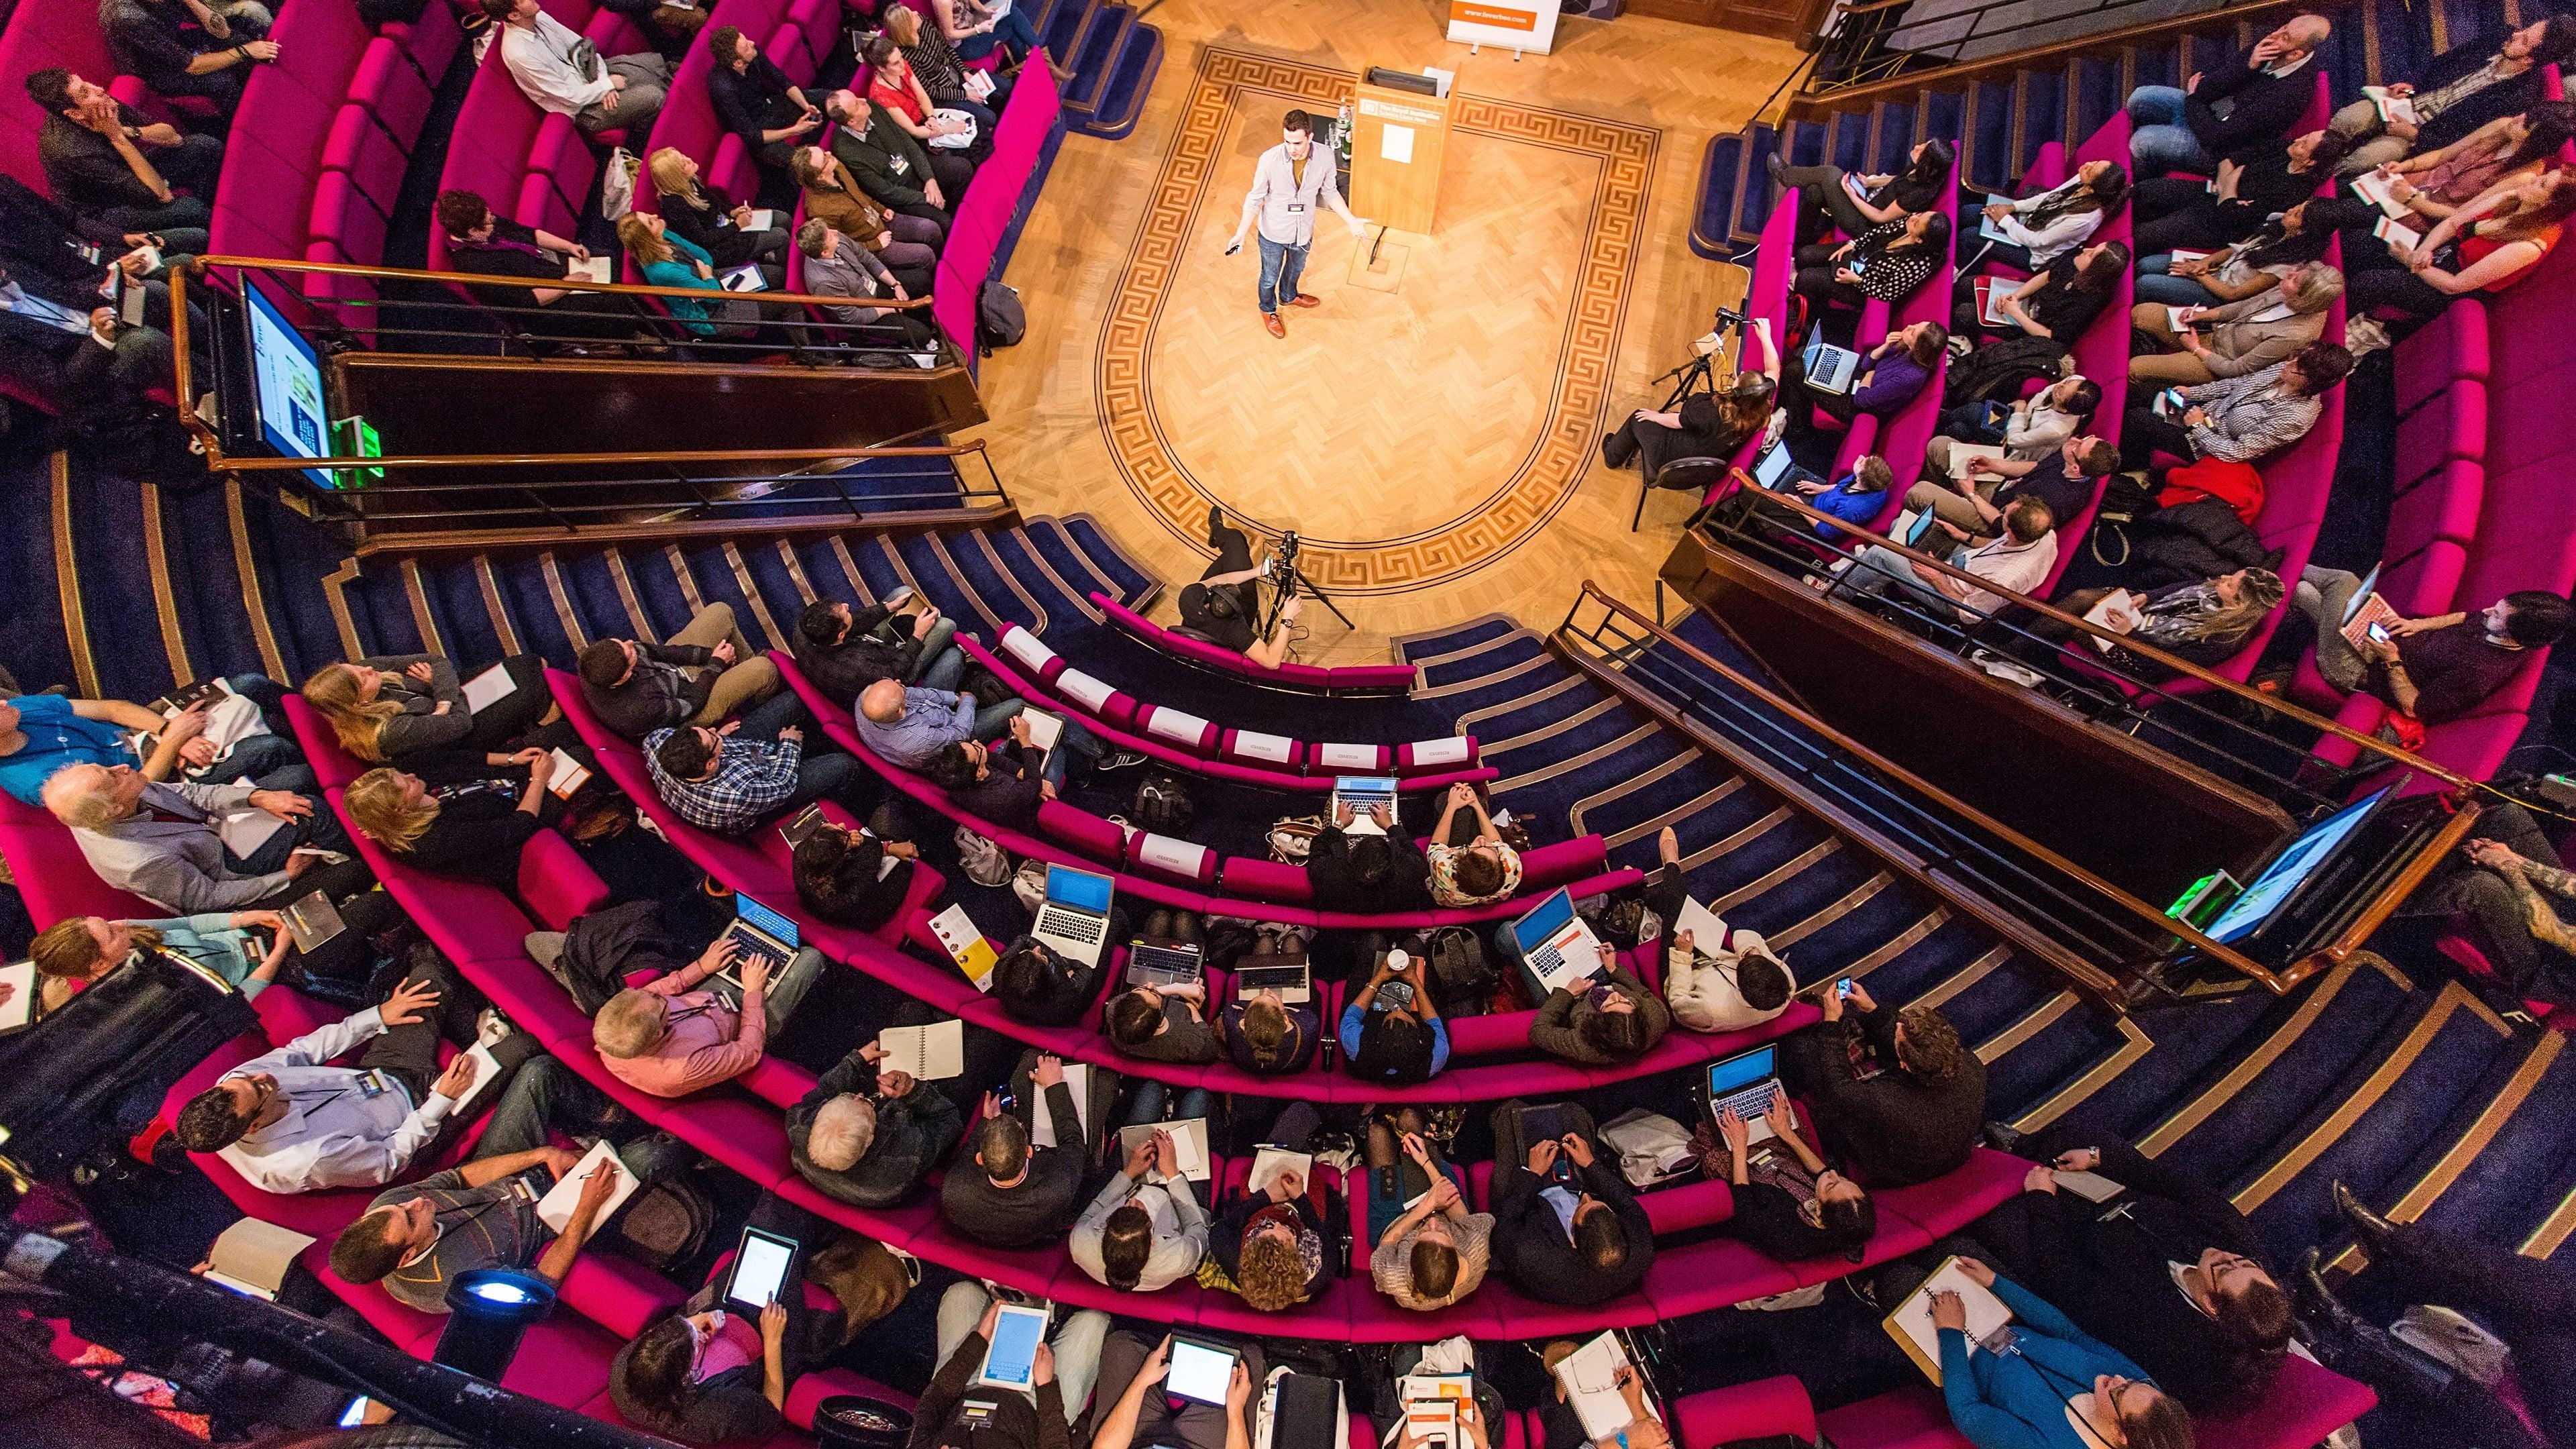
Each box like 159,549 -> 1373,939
2179,362 -> 2320,464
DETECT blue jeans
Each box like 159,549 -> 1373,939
2127,86 -> 2214,175
1256,234 -> 1308,315
2132,255 -> 2218,307
911,619 -> 966,691
973,698 -> 1024,741
735,690 -> 863,823
1042,718 -> 1106,788
1120,1081 -> 1214,1130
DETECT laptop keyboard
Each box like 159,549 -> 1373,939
729,933 -> 790,976
1711,1081 -> 1782,1125
1042,909 -> 1105,947
1527,944 -> 1564,981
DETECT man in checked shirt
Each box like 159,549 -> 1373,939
643,692 -> 861,836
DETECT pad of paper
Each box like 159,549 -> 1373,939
2053,1169 -> 2125,1202
446,1041 -> 506,1116
1882,1255 -> 2014,1384
1945,444 -> 2011,481
461,663 -> 517,714
1117,1116 -> 1211,1181
205,1217 -> 317,1300
564,256 -> 611,285
0,959 -> 36,1033
1672,897 -> 1728,954
1018,708 -> 1064,755
536,1140 -> 642,1232
1552,1332 -> 1659,1441
1030,1061 -> 1089,1149
1248,1146 -> 1312,1197
547,747 -> 592,800
219,808 -> 292,860
876,1020 -> 965,1081
742,209 -> 777,233
2373,215 -> 2424,254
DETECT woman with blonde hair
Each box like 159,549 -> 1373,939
646,146 -> 786,274
2130,262 -> 2344,386
343,751 -> 563,889
300,651 -> 554,763
28,881 -> 400,1008
619,211 -> 760,341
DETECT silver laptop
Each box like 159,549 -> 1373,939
1032,864 -> 1116,967
1803,335 -> 1861,395
1330,775 -> 1400,835
712,893 -> 800,989
1508,888 -> 1605,996
1124,940 -> 1203,988
1703,1045 -> 1784,1144
1750,440 -> 1796,490
1234,959 -> 1311,1004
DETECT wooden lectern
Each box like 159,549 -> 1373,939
1347,72 -> 1454,235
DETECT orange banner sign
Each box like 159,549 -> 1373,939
1448,1 -> 1538,32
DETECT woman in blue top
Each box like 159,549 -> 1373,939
616,211 -> 755,341
1933,1256 -> 2196,1449
29,912 -> 290,1017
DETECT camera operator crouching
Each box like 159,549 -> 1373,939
1171,506 -> 1303,669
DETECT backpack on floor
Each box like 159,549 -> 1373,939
610,1175 -> 714,1272
1133,773 -> 1194,835
1424,925 -> 1495,1018
955,825 -> 1013,888
977,280 -> 1026,352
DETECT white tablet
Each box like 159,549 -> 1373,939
1166,1338 -> 1237,1406
976,1303 -> 1052,1389
725,1225 -> 798,1311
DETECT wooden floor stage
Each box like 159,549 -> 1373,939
967,0 -> 1803,659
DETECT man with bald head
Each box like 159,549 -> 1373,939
852,676 -> 1023,771
44,760 -> 370,912
2126,13 -> 2332,176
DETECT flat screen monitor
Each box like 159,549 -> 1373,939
244,282 -> 334,489
2202,788 -> 2394,945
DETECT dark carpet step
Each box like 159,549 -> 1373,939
1057,3 -> 1132,117
1420,631 -> 1548,692
2045,982 -> 2282,1145
1395,615 -> 1519,665
1978,990 -> 2135,1124
1055,515 -> 1159,606
2412,1032 -> 2576,1250
985,527 -> 1097,630
1689,134 -> 1744,260
1578,753 -> 1746,847
1075,23 -> 1162,142
1018,518 -> 1130,614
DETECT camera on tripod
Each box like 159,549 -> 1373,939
1265,531 -> 1301,585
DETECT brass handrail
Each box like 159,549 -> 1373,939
218,441 -> 996,474
1799,0 -> 2355,109
1704,473 -> 2472,792
192,252 -> 934,311
1562,581 -> 2292,996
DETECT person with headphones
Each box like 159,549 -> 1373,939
1171,507 -> 1301,668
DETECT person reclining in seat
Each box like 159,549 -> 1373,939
1366,1113 -> 1492,1311
1173,508 -> 1305,667
302,651 -> 561,767
1342,945 -> 1448,1084
1308,801 -> 1435,914
329,1124 -> 631,1314
0,688 -> 292,807
2119,343 -> 2352,470
1904,435 -> 2118,549
99,0 -> 273,122
342,754 -> 567,892
1972,1128 -> 2291,1414
1711,1095 -> 1876,1264
1487,1099 -> 1654,1306
821,89 -> 953,251
646,698 -> 861,836
856,676 -> 1024,771
1831,496 -> 2059,625
1525,937 -> 1671,1066
576,604 -> 783,741
25,67 -> 225,243
788,1036 -> 963,1209
1426,782 -> 1521,908
484,0 -> 672,142
2123,11 -> 2333,176
705,25 -> 820,191
592,936 -> 825,1097
1782,980 -> 1985,1187
173,953 -> 534,1195
991,936 -> 1102,1028
1088,1331 -> 1258,1449
46,761 -> 370,914
1070,1127 -> 1209,1293
2291,577 -> 2572,726
793,596 -> 962,707
940,1053 -> 1086,1248
792,804 -> 925,934
433,189 -> 646,352
1104,936 -> 1222,1065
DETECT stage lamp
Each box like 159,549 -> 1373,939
435,1267 -> 556,1382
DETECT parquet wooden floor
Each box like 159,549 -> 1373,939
969,0 -> 1803,659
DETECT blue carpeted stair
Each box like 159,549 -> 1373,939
1032,0 -> 1163,142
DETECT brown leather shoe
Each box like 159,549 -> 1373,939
1285,292 -> 1322,308
1264,312 -> 1285,338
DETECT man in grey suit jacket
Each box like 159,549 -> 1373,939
44,763 -> 370,912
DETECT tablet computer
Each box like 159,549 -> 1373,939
1166,1338 -> 1238,1406
726,1225 -> 800,1311
976,1303 -> 1053,1389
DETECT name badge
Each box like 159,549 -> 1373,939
354,1070 -> 388,1099
890,155 -> 908,174
1286,201 -> 1306,213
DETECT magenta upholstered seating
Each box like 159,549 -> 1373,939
0,790 -> 163,925
1674,1378 -> 1822,1447
377,0 -> 465,90
323,101 -> 412,219
1699,203 -> 1807,508
1091,594 -> 1423,693
0,0 -> 115,195
1858,162 -> 1960,530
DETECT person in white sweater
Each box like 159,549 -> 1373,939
1664,927 -> 1796,1034
484,0 -> 669,138
1069,1128 -> 1210,1293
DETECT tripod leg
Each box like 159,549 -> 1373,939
1632,473 -> 1650,531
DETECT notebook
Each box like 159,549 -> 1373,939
2053,1169 -> 2126,1203
1247,1146 -> 1313,1197
217,808 -> 292,861
545,747 -> 591,800
1883,1256 -> 2015,1385
926,904 -> 998,991
1973,193 -> 2018,244
2363,85 -> 2419,127
1116,1116 -> 1212,1182
1019,708 -> 1065,756
2373,215 -> 2425,255
1945,443 -> 2011,482
0,959 -> 36,1036
741,209 -> 777,233
537,1140 -> 642,1232
2080,588 -> 2144,651
1029,1061 -> 1089,1149
1551,1332 -> 1660,1441
2351,168 -> 2409,220
1671,896 -> 1729,954
1975,275 -> 2015,327
875,1019 -> 965,1081
203,1217 -> 317,1301
564,256 -> 612,285
460,664 -> 517,714
446,1040 -> 506,1115
279,890 -> 345,953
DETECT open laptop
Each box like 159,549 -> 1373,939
1235,957 -> 1312,1004
712,893 -> 800,993
1509,888 -> 1605,997
1802,334 -> 1861,395
1330,775 -> 1400,835
1703,1044 -> 1784,1144
1032,864 -> 1116,966
1125,940 -> 1203,988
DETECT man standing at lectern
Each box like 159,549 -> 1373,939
1224,109 -> 1367,339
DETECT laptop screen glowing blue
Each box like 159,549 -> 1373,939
1045,866 -> 1114,914
1511,889 -> 1575,953
735,894 -> 800,949
1707,1046 -> 1777,1097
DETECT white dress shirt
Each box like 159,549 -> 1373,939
1240,142 -> 1346,248
1070,1169 -> 1208,1291
215,1007 -> 454,1195
499,12 -> 613,116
